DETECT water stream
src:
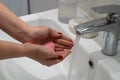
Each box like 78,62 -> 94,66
68,35 -> 81,80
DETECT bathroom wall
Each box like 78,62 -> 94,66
31,0 -> 120,17
0,0 -> 57,16
30,0 -> 57,13
78,0 -> 120,18
0,0 -> 120,17
0,0 -> 28,16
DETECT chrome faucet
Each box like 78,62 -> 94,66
75,5 -> 120,56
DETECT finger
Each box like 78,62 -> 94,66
55,49 -> 71,60
54,39 -> 74,47
55,43 -> 65,48
61,35 -> 73,42
55,48 -> 64,51
55,43 -> 72,49
47,53 -> 58,58
61,49 -> 71,58
55,51 -> 66,60
49,29 -> 62,38
47,51 -> 62,59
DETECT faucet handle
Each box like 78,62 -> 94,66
92,5 -> 120,15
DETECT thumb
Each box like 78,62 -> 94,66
48,51 -> 63,60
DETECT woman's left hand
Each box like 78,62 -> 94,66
24,26 -> 74,49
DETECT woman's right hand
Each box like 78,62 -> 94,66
24,42 -> 71,66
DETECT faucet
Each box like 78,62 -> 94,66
74,5 -> 120,56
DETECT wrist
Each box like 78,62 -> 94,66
18,43 -> 28,57
0,41 -> 29,59
15,25 -> 33,43
22,43 -> 32,57
23,42 -> 38,57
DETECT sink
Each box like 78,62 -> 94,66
0,9 -> 120,80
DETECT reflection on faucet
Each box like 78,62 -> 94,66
74,5 -> 120,56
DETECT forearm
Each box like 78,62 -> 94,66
0,2 -> 31,42
0,40 -> 26,59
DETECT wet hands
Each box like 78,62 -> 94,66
43,41 -> 71,60
24,26 -> 73,66
27,26 -> 73,45
24,41 -> 71,66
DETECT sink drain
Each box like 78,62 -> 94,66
88,59 -> 94,69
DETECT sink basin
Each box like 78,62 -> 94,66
0,9 -> 120,80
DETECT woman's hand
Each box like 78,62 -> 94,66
24,42 -> 71,66
0,2 -> 73,66
16,26 -> 74,66
27,26 -> 62,44
26,26 -> 73,44
22,26 -> 74,66
24,26 -> 73,50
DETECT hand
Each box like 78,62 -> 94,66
23,26 -> 74,66
26,26 -> 73,43
25,26 -> 73,50
0,2 -> 73,66
43,41 -> 71,60
24,42 -> 71,66
24,26 -> 62,44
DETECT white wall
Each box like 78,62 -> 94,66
30,0 -> 57,13
0,0 -> 58,16
0,0 -> 28,16
78,0 -> 120,18
1,0 -> 120,17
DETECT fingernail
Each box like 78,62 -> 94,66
57,56 -> 63,60
58,32 -> 62,34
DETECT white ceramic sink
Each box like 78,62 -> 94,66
0,9 -> 120,80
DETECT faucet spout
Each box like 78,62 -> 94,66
74,14 -> 120,56
74,17 -> 117,35
74,4 -> 120,56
